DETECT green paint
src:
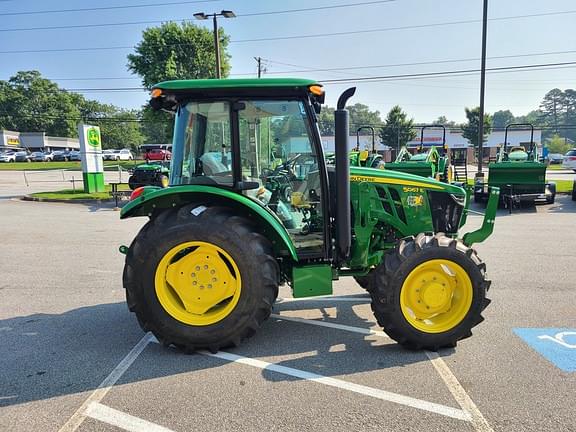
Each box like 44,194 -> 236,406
463,187 -> 500,246
154,77 -> 319,91
83,172 -> 105,193
120,184 -> 298,261
292,265 -> 333,298
488,161 -> 546,195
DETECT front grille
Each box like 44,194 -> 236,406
428,191 -> 464,233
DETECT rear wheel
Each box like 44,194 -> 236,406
127,176 -> 141,190
369,233 -> 490,350
123,206 -> 279,352
354,273 -> 373,291
156,174 -> 169,188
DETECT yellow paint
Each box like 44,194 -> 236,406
155,241 -> 242,326
350,175 -> 444,190
400,259 -> 473,333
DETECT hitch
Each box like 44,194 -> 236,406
462,187 -> 499,246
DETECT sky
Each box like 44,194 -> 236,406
0,0 -> 575,124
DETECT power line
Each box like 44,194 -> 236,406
49,61 -> 576,92
0,7 -> 574,35
238,0 -> 395,17
0,0 -> 219,17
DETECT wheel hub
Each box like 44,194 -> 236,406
156,241 -> 241,325
400,259 -> 473,333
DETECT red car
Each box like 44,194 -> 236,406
145,149 -> 171,163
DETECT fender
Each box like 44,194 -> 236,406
121,185 -> 298,261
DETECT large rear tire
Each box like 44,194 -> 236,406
369,233 -> 491,350
123,205 -> 279,352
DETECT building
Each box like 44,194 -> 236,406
0,130 -> 80,152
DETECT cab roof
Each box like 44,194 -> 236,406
153,78 -> 319,92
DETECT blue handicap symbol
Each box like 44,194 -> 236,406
514,328 -> 576,372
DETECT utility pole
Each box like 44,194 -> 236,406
254,57 -> 266,78
476,0 -> 488,177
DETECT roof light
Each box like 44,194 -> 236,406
308,85 -> 324,96
193,12 -> 208,20
151,88 -> 162,98
221,10 -> 236,18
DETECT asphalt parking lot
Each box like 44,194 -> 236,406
0,181 -> 575,431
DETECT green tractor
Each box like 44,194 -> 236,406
474,123 -> 555,207
128,161 -> 170,190
349,126 -> 385,169
120,78 -> 499,353
385,125 -> 452,183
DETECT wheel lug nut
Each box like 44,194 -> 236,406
204,265 -> 208,270
212,278 -> 217,282
210,270 -> 216,275
208,284 -> 212,289
195,266 -> 200,271
191,273 -> 196,277
192,281 -> 197,286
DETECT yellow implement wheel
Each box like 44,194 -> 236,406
155,241 -> 242,326
400,259 -> 473,333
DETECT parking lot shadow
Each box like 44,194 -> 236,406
0,298 -> 450,408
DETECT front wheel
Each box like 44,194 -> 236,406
123,206 -> 279,352
369,233 -> 491,350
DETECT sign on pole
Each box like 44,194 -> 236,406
78,124 -> 105,193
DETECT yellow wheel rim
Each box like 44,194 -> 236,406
155,241 -> 242,326
160,176 -> 169,188
400,259 -> 473,333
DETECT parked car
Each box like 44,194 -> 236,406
103,149 -> 133,161
52,150 -> 71,161
28,151 -> 48,162
0,151 -> 16,163
14,151 -> 30,162
145,148 -> 171,163
69,150 -> 81,161
547,153 -> 564,164
562,149 -> 576,172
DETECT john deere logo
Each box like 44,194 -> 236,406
87,128 -> 101,148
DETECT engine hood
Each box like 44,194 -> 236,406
349,166 -> 465,195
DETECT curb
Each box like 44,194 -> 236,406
22,195 -> 116,204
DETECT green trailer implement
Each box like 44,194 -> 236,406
474,123 -> 555,208
120,78 -> 499,353
385,125 -> 453,183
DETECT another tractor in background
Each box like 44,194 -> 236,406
474,123 -> 555,208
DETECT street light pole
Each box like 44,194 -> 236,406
194,10 -> 235,79
477,0 -> 488,176
212,14 -> 221,78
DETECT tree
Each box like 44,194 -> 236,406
379,105 -> 417,149
492,110 -> 515,129
347,103 -> 382,132
127,22 -> 231,87
546,134 -> 571,155
434,116 -> 457,127
539,88 -> 565,134
0,71 -> 81,137
317,106 -> 335,136
461,107 -> 492,149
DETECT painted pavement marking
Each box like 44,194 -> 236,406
514,328 -> 576,372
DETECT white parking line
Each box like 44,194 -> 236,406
58,333 -> 155,432
273,313 -> 494,432
271,313 -> 390,338
85,402 -> 175,432
203,350 -> 470,421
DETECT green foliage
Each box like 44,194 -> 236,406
492,110 -> 515,129
127,22 -> 231,88
434,116 -> 457,127
348,103 -> 382,132
317,106 -> 335,136
462,107 -> 492,148
0,71 -> 81,137
546,134 -> 571,155
378,105 -> 417,149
